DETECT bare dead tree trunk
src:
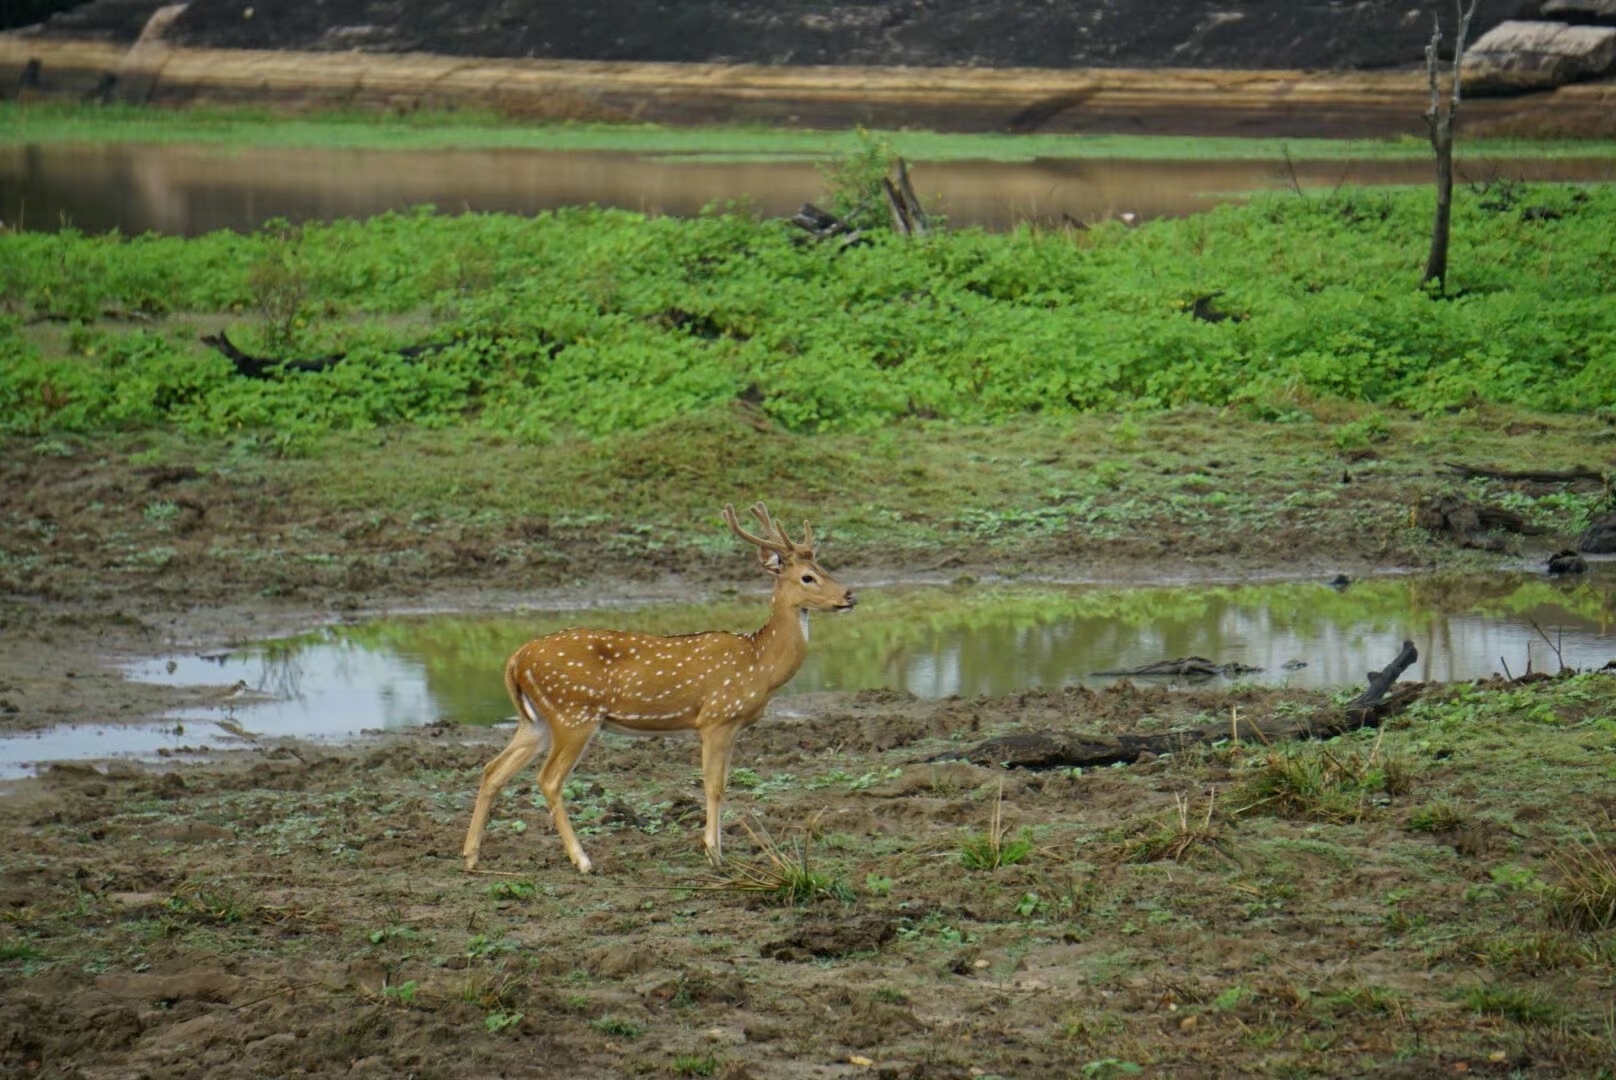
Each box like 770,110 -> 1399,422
1422,0 -> 1478,292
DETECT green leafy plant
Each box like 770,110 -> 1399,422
484,1010 -> 523,1033
381,979 -> 420,1007
486,880 -> 537,901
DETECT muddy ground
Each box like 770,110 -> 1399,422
3,426 -> 1616,1078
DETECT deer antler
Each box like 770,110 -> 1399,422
723,502 -> 815,560
723,502 -> 789,556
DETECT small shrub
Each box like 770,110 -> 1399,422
247,219 -> 313,354
818,127 -> 897,231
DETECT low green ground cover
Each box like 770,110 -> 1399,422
3,182 -> 1613,449
7,102 -> 1616,160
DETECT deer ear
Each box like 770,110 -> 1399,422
759,549 -> 783,575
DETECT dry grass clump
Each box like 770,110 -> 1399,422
1545,830 -> 1616,932
1118,789 -> 1236,867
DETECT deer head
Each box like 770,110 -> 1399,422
723,502 -> 855,613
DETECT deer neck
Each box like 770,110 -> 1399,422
750,588 -> 811,688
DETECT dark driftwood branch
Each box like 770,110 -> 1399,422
787,202 -> 863,246
1090,656 -> 1261,679
202,332 -> 449,379
1442,462 -> 1607,484
202,331 -> 344,380
927,641 -> 1421,770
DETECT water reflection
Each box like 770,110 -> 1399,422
2,570 -> 1610,777
4,142 -> 1614,235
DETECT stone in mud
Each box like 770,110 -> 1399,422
1548,549 -> 1588,574
1413,493 -> 1540,547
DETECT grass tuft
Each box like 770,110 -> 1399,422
1233,737 -> 1409,824
706,816 -> 854,905
1461,984 -> 1560,1025
1545,831 -> 1616,931
1118,789 -> 1235,866
958,782 -> 1035,871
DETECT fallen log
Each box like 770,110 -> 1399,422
1091,656 -> 1263,679
201,331 -> 343,379
1442,462 -> 1607,484
928,641 -> 1420,770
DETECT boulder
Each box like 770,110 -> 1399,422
1540,1 -> 1616,26
1578,511 -> 1616,554
1464,20 -> 1616,92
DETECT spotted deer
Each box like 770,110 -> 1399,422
462,503 -> 856,874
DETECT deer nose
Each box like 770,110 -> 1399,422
840,591 -> 857,609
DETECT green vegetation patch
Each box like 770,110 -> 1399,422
8,103 -> 1616,161
5,182 -> 1616,448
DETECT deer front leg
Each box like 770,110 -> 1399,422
536,719 -> 601,874
463,724 -> 547,872
698,722 -> 742,865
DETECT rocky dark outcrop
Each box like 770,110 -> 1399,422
24,0 -> 1532,71
1579,511 -> 1616,554
1541,0 -> 1616,25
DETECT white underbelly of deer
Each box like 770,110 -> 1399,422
462,503 -> 856,874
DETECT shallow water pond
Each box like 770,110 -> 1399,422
5,143 -> 1615,235
2,568 -> 1612,777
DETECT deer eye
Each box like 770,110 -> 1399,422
800,573 -> 817,585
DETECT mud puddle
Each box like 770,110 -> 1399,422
3,569 -> 1611,778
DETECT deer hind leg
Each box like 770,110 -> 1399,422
698,722 -> 742,865
536,715 -> 602,874
463,720 -> 548,872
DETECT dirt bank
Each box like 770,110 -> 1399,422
6,36 -> 1616,137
